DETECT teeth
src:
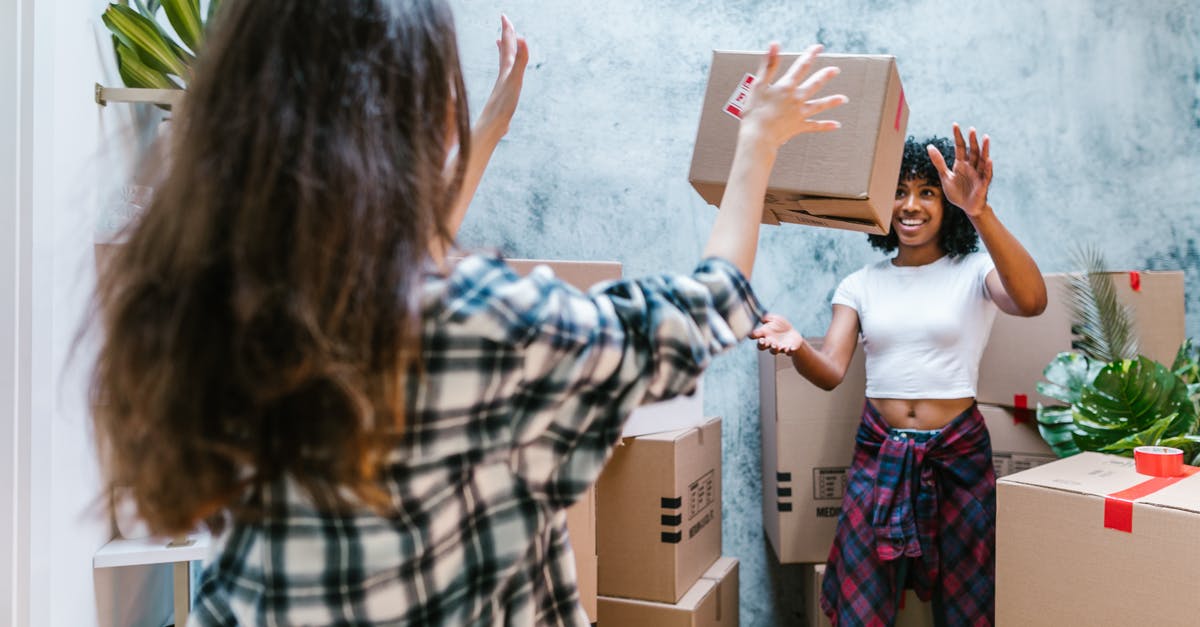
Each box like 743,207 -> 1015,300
899,218 -> 925,227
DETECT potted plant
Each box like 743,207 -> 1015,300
1035,247 -> 1200,463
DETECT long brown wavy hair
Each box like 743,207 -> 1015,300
90,0 -> 470,535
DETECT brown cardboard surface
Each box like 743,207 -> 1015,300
807,564 -> 931,627
976,404 -> 1056,478
759,340 -> 866,563
503,257 -> 622,291
761,344 -> 1064,564
690,51 -> 908,234
978,271 -> 1185,409
597,556 -> 739,627
597,417 -> 722,603
997,452 -> 1200,625
565,486 -> 597,623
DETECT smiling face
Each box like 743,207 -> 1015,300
892,176 -> 946,252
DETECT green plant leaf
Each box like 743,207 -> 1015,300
1065,246 -> 1138,363
1035,406 -> 1083,458
114,38 -> 177,90
1072,356 -> 1197,454
1036,352 -> 1102,405
103,3 -> 189,78
161,0 -> 203,53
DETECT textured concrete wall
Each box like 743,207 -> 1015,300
450,1 -> 1200,624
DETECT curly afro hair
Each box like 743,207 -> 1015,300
866,136 -> 980,257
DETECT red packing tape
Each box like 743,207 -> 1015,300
1129,271 -> 1141,292
1103,449 -> 1196,533
1135,446 -> 1184,477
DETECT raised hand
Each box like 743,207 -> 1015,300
476,15 -> 529,143
750,313 -> 805,355
738,43 -> 848,149
928,123 -> 993,218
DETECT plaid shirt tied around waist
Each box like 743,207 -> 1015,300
821,401 -> 996,627
188,254 -> 763,626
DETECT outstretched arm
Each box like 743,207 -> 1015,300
929,123 -> 1046,317
751,305 -> 860,390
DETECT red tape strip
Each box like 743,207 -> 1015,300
1129,271 -> 1141,292
1011,394 -> 1033,424
894,88 -> 905,131
1103,466 -> 1199,533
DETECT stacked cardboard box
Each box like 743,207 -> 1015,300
598,557 -> 739,627
977,271 -> 1185,410
507,258 -> 705,621
690,52 -> 909,234
596,417 -> 739,625
997,453 -> 1200,625
759,340 -> 1057,564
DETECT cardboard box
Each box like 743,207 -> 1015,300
997,452 -> 1200,625
507,257 -> 707,438
565,486 -> 597,623
689,51 -> 909,234
977,404 -> 1056,478
597,417 -> 723,603
978,271 -> 1185,409
761,345 -> 1063,563
759,340 -> 866,564
598,556 -> 738,627
806,563 -> 931,627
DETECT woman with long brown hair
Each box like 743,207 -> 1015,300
90,1 -> 847,623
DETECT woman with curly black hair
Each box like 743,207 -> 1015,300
752,125 -> 1046,625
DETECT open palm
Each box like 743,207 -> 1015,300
751,314 -> 804,355
929,123 -> 992,218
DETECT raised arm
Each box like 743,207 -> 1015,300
929,123 -> 1046,317
433,15 -> 529,260
702,44 -> 848,278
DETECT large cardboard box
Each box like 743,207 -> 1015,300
564,486 -> 597,623
598,556 -> 738,627
597,417 -> 723,603
689,51 -> 908,234
507,257 -> 707,438
997,452 -> 1200,625
978,270 -> 1185,410
759,341 -> 866,564
977,404 -> 1056,478
761,345 -> 1061,563
805,563 -> 931,627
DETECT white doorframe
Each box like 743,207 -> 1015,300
1,0 -> 31,622
3,0 -> 50,624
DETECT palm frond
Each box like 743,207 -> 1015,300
1065,245 -> 1138,363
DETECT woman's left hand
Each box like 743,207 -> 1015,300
928,123 -> 992,219
476,15 -> 528,144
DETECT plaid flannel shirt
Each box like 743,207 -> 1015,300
189,254 -> 763,626
821,402 -> 996,627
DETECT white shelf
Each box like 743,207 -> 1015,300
93,532 -> 211,569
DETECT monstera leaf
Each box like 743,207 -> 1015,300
1071,356 -> 1197,455
1035,352 -> 1104,458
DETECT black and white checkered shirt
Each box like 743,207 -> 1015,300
189,254 -> 762,626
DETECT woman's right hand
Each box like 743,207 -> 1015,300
751,313 -> 805,355
738,43 -> 848,150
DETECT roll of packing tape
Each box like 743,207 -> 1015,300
1134,446 -> 1184,477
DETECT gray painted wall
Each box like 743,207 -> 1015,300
449,1 -> 1200,624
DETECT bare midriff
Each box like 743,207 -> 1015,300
868,397 -> 976,430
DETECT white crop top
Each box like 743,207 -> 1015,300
832,252 -> 998,399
